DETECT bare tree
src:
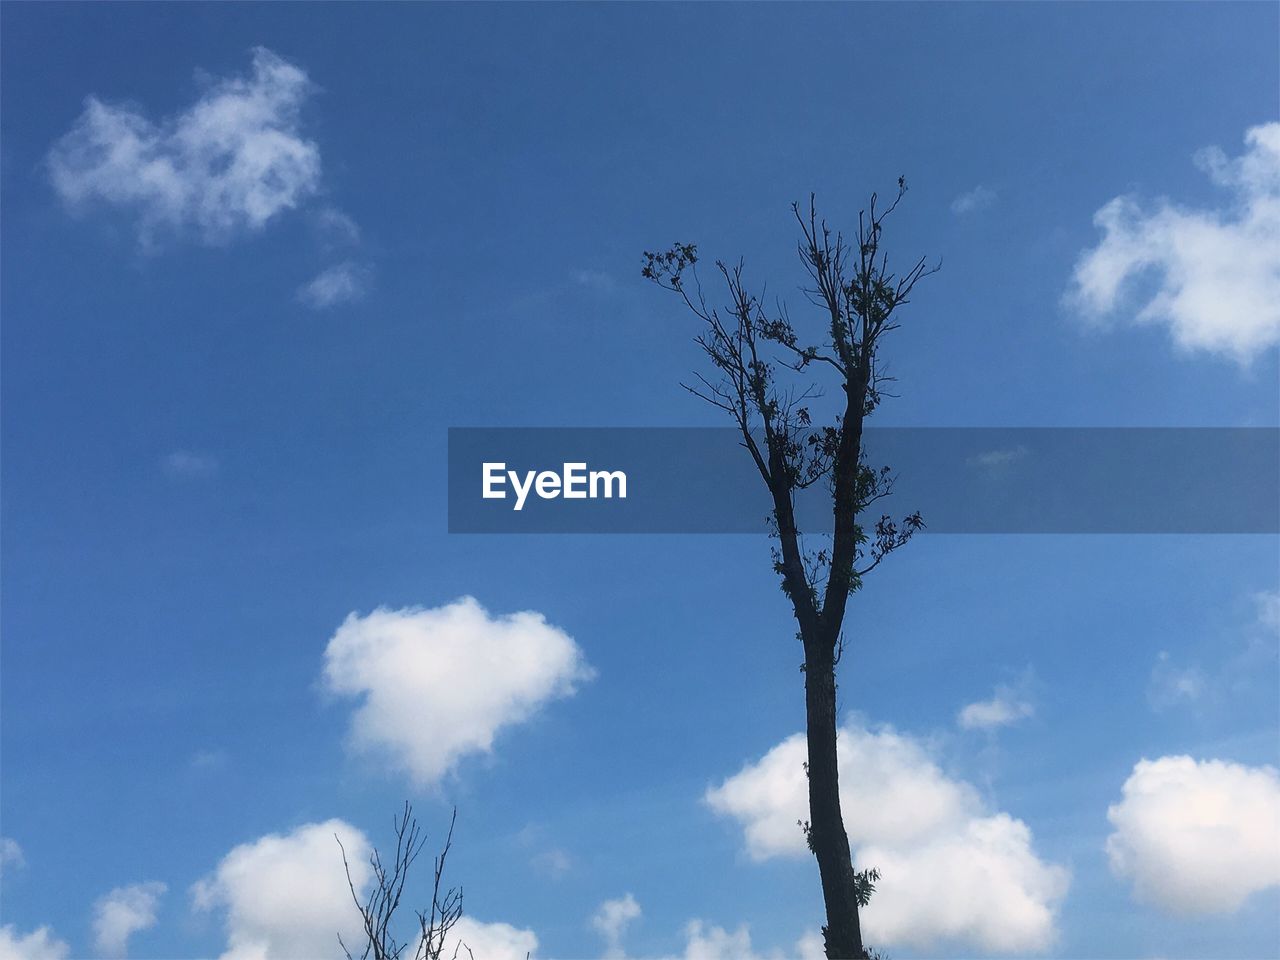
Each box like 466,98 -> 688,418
337,803 -> 466,960
643,182 -> 935,960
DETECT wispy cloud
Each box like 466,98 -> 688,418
1148,589 -> 1280,713
0,837 -> 24,875
313,206 -> 362,247
188,748 -> 229,772
160,450 -> 218,479
531,847 -> 572,878
1067,122 -> 1280,365
967,445 -> 1029,470
572,269 -> 618,293
1256,588 -> 1280,633
48,48 -> 321,248
1147,651 -> 1206,710
297,261 -> 371,309
958,678 -> 1035,731
515,824 -> 573,879
952,185 -> 996,215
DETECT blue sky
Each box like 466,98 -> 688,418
2,3 -> 1278,958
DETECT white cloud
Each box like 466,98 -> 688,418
680,921 -> 823,960
444,917 -> 538,960
588,896 -> 820,960
160,450 -> 218,479
192,820 -> 371,959
958,682 -> 1034,731
704,723 -> 1068,953
48,47 -> 320,247
1068,122 -> 1280,364
682,921 -> 756,960
322,597 -> 592,785
0,838 -> 24,874
789,931 -> 826,960
193,819 -> 536,960
0,926 -> 69,960
92,882 -> 166,958
951,185 -> 996,215
297,261 -> 370,309
593,894 -> 641,957
1105,755 -> 1280,914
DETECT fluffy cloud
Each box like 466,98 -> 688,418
1068,122 -> 1280,364
193,819 -> 537,960
91,882 -> 166,958
593,894 -> 641,957
297,261 -> 370,308
48,47 -> 320,246
192,820 -> 371,959
0,926 -> 69,960
322,597 -> 592,785
443,918 -> 538,960
705,723 -> 1068,953
957,681 -> 1034,731
1105,755 -> 1280,914
682,921 -> 758,960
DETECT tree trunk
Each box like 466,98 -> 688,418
804,642 -> 865,959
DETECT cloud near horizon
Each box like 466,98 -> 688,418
1106,755 -> 1280,915
0,925 -> 69,960
91,882 -> 166,958
192,818 -> 537,960
680,920 -> 823,960
593,893 -> 642,958
192,819 -> 371,959
705,722 -> 1068,954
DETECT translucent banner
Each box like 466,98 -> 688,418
447,427 -> 1278,534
